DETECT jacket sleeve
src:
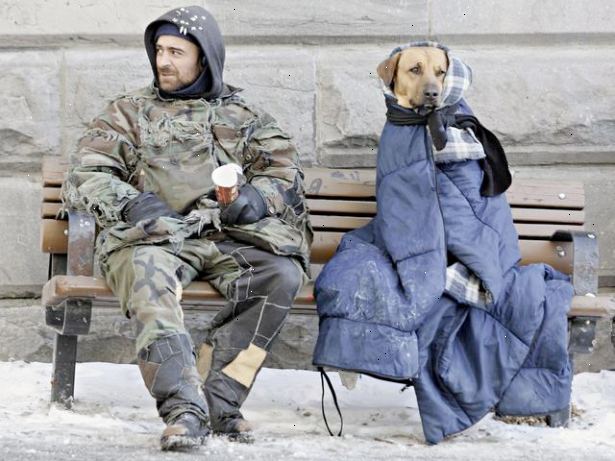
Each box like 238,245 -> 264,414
242,111 -> 306,216
61,97 -> 141,228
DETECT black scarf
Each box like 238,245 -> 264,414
385,100 -> 512,196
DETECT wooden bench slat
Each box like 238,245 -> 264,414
511,208 -> 584,225
43,168 -> 585,214
43,187 -> 61,202
53,294 -> 612,318
307,232 -> 342,264
307,199 -> 584,225
42,199 -> 586,227
304,168 -> 376,198
310,235 -> 577,273
43,275 -> 315,307
506,189 -> 584,209
303,168 -> 584,208
310,215 -> 372,230
508,180 -> 583,209
507,180 -> 584,194
40,224 -> 576,272
41,274 -> 609,318
42,203 -> 61,218
307,198 -> 377,215
43,161 -> 585,206
44,178 -> 585,206
39,230 -> 579,276
515,223 -> 584,238
39,221 -> 345,264
518,240 -> 573,273
309,215 -> 583,238
42,157 -> 68,187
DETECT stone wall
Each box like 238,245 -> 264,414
0,1 -> 614,364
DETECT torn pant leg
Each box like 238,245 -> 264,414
199,241 -> 304,434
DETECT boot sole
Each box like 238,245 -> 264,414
213,431 -> 255,444
160,434 -> 207,451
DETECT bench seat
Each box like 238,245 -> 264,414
42,273 -> 612,318
39,156 -> 613,406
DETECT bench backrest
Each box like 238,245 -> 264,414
41,157 -> 585,274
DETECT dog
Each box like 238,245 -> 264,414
376,46 -> 448,110
314,43 -> 556,446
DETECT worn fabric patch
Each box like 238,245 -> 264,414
221,343 -> 267,388
197,343 -> 214,381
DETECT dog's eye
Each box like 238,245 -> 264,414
409,66 -> 420,74
436,69 -> 446,77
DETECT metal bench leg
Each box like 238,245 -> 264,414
51,333 -> 78,409
47,211 -> 96,407
568,316 -> 598,354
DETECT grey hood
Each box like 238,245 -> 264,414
144,5 -> 228,100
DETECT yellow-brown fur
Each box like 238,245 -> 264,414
377,47 -> 448,109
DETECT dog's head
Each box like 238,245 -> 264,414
377,46 -> 448,110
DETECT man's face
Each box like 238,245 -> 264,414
155,35 -> 202,92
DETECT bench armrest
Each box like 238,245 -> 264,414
43,211 -> 96,336
66,211 -> 96,277
551,230 -> 598,296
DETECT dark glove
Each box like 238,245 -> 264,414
122,192 -> 182,225
220,184 -> 268,225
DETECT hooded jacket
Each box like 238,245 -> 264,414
313,42 -> 573,444
61,6 -> 313,296
144,6 -> 227,100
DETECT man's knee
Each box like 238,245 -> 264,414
104,245 -> 187,346
265,256 -> 303,297
238,254 -> 303,302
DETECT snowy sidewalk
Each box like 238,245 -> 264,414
1,362 -> 614,460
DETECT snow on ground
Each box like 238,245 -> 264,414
0,362 -> 614,460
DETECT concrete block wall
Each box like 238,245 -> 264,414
1,1 -> 614,367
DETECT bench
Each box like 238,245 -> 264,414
40,156 -> 612,407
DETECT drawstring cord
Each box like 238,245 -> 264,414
319,367 -> 343,437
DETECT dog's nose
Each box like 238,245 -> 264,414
424,88 -> 440,100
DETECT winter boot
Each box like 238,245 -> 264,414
203,369 -> 255,443
213,414 -> 254,444
137,333 -> 211,451
160,412 -> 209,451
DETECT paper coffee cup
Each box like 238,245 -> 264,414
212,163 -> 243,206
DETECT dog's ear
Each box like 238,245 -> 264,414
377,52 -> 401,86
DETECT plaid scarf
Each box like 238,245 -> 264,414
445,263 -> 492,308
382,41 -> 486,164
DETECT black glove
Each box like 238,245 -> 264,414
220,184 -> 268,225
122,192 -> 182,225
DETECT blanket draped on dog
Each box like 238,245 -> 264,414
313,42 -> 573,444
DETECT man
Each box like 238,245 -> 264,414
61,5 -> 312,451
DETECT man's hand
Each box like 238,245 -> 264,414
122,192 -> 182,225
220,184 -> 268,225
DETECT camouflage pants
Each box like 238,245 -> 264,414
103,238 -> 304,425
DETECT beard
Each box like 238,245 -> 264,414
157,65 -> 202,92
157,70 -> 182,91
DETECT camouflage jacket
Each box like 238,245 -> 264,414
62,84 -> 312,273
